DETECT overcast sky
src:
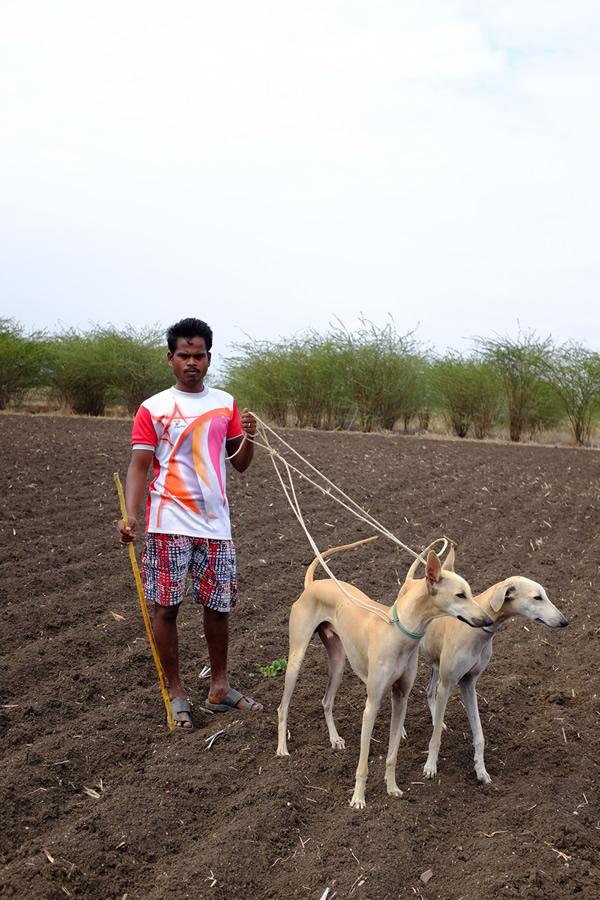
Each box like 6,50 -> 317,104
2,1 -> 599,368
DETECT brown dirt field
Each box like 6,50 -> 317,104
1,414 -> 599,900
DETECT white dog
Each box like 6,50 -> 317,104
277,540 -> 493,808
418,570 -> 568,782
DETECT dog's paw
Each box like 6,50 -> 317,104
276,746 -> 290,757
476,767 -> 492,784
423,761 -> 437,779
331,737 -> 346,751
386,784 -> 404,798
349,795 -> 366,809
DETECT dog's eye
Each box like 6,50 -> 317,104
533,595 -> 542,602
456,592 -> 466,599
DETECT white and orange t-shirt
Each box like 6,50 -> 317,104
131,386 -> 243,539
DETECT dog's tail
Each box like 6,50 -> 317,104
403,537 -> 455,583
304,536 -> 378,589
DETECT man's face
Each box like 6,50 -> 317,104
168,336 -> 211,392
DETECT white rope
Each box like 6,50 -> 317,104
268,439 -> 393,623
225,432 -> 248,462
242,412 -> 438,624
251,415 -> 426,561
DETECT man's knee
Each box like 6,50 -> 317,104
204,606 -> 228,622
154,603 -> 180,624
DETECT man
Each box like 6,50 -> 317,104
117,317 -> 261,729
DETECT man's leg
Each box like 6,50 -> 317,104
153,603 -> 192,728
204,607 -> 260,711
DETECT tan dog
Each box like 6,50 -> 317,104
399,552 -> 569,783
276,539 -> 492,809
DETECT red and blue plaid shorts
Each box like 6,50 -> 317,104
141,534 -> 238,612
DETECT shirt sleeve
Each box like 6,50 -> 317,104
131,405 -> 157,448
227,399 -> 243,439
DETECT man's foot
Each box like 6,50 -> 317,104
205,688 -> 263,713
170,697 -> 194,730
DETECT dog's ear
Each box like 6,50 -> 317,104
443,545 -> 456,572
490,582 -> 513,612
426,551 -> 442,594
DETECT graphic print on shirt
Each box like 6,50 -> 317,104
157,407 -> 230,528
131,388 -> 242,539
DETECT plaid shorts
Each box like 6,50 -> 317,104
141,534 -> 238,612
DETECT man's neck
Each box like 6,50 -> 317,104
174,381 -> 206,394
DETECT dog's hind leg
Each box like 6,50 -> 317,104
459,673 -> 491,783
277,603 -> 319,757
317,623 -> 347,750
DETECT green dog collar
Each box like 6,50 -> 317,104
391,604 -> 426,640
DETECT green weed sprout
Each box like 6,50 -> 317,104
250,658 -> 288,678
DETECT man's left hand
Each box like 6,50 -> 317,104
241,408 -> 257,437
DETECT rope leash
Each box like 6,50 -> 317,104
251,415 -> 425,559
225,431 -> 248,462
244,414 -> 444,628
268,438 -> 393,623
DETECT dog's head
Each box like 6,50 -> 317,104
488,577 -> 569,627
425,551 -> 492,628
398,541 -> 455,598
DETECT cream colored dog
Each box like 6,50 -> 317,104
276,539 -> 493,809
400,551 -> 569,783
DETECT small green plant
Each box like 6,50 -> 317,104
249,658 -> 288,677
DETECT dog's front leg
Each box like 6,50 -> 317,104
426,664 -> 444,729
350,693 -> 380,809
424,677 -> 453,779
384,692 -> 406,797
459,674 -> 491,783
385,665 -> 416,797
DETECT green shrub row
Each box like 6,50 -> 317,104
223,318 -> 426,433
222,322 -> 600,446
0,320 -> 173,416
3,318 -> 600,445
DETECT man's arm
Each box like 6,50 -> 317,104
117,448 -> 154,543
226,408 -> 256,473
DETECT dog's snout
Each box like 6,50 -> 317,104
535,615 -> 569,628
457,614 -> 493,628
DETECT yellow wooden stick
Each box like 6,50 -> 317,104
113,473 -> 175,731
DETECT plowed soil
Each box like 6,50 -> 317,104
1,414 -> 599,900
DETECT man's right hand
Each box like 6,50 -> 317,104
118,517 -> 137,544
